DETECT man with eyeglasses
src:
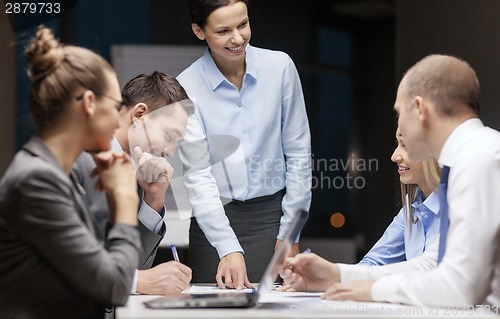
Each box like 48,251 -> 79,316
72,72 -> 195,308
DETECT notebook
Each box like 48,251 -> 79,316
144,209 -> 308,309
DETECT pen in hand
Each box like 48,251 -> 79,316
170,243 -> 180,262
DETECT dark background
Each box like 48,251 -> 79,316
2,0 -> 500,262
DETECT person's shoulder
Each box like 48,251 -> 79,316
72,151 -> 95,183
178,55 -> 205,82
4,150 -> 66,192
482,125 -> 500,140
479,126 -> 500,161
74,152 -> 95,170
250,45 -> 293,65
251,45 -> 290,57
454,126 -> 500,173
468,125 -> 500,155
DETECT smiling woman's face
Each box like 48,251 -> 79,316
391,129 -> 425,186
193,1 -> 251,68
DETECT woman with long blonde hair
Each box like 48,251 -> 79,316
359,128 -> 441,265
278,128 -> 442,292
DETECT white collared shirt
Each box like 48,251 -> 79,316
372,118 -> 500,306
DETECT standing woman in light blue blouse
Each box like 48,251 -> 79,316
177,0 -> 311,287
359,128 -> 441,266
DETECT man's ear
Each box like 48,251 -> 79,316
130,103 -> 148,123
414,96 -> 430,125
192,23 -> 206,41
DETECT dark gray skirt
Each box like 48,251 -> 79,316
188,189 -> 285,283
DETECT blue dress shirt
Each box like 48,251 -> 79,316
359,190 -> 440,266
177,45 -> 312,252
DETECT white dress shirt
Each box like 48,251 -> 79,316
372,118 -> 500,307
177,45 -> 312,258
339,237 -> 439,282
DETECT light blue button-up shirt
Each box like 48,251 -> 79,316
359,190 -> 440,266
177,45 -> 312,257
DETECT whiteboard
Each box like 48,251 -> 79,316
111,44 -> 206,88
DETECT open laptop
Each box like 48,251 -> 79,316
144,209 -> 308,309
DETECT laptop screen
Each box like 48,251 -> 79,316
248,209 -> 308,306
143,209 -> 308,309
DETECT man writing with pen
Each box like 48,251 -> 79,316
72,72 -> 193,304
171,243 -> 180,263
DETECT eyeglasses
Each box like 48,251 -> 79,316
76,91 -> 126,112
141,117 -> 163,157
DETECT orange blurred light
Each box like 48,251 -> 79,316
330,212 -> 345,228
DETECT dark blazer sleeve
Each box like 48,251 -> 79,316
138,221 -> 166,269
8,163 -> 141,306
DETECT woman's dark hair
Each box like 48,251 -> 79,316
121,71 -> 194,115
24,26 -> 113,132
189,0 -> 249,29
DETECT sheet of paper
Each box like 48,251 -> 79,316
186,285 -> 256,294
258,291 -> 323,303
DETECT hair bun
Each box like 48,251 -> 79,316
25,26 -> 65,81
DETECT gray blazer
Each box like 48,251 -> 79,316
0,137 -> 141,319
72,147 -> 166,269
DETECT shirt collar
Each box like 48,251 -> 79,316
202,44 -> 257,91
245,44 -> 258,80
411,189 -> 440,216
439,118 -> 484,168
111,136 -> 123,153
423,191 -> 440,216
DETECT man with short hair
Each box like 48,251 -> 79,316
73,72 -> 194,297
280,54 -> 500,307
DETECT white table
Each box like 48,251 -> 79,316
117,294 -> 499,319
